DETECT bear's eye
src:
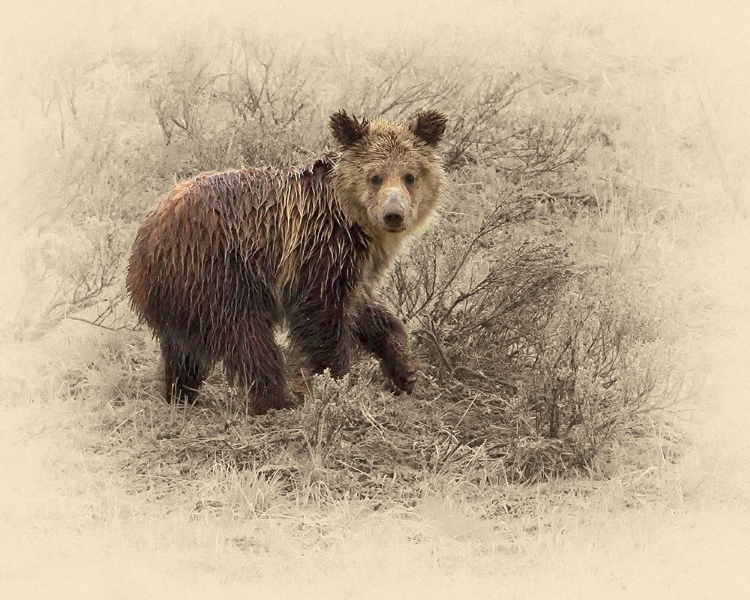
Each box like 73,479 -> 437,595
370,175 -> 383,186
403,173 -> 416,185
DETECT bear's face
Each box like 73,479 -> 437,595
330,111 -> 447,239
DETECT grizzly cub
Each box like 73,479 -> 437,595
126,110 -> 447,414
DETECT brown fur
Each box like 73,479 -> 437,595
126,110 -> 447,414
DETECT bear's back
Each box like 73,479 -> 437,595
127,153 -> 368,335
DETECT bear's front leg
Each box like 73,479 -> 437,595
352,298 -> 417,394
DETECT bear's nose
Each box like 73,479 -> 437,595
382,194 -> 407,230
383,208 -> 405,228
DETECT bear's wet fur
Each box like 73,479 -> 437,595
126,110 -> 447,414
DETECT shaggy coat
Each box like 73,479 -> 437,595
127,110 -> 447,414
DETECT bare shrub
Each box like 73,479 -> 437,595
21,217 -> 137,336
148,41 -> 221,147
336,44 -> 465,120
147,37 -> 321,175
377,170 -> 678,481
385,194 -> 569,390
522,273 -> 680,464
221,36 -> 311,130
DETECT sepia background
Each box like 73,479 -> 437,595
1,0 -> 749,598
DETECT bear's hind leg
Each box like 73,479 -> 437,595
288,301 -> 352,378
161,337 -> 211,404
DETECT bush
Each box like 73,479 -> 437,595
377,172 -> 679,482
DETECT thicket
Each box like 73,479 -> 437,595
24,36 -> 681,493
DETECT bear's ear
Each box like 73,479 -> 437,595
329,110 -> 369,148
409,110 -> 447,147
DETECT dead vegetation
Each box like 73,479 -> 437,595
17,33 -> 687,508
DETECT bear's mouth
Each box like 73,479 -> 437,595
382,224 -> 407,233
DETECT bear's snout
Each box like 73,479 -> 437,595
381,192 -> 408,231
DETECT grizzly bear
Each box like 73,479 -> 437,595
126,109 -> 447,414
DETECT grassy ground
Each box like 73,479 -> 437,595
1,1 -> 749,598
5,219 -> 749,600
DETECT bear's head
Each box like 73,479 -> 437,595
330,110 -> 447,240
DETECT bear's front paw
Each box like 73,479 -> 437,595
383,361 -> 417,395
